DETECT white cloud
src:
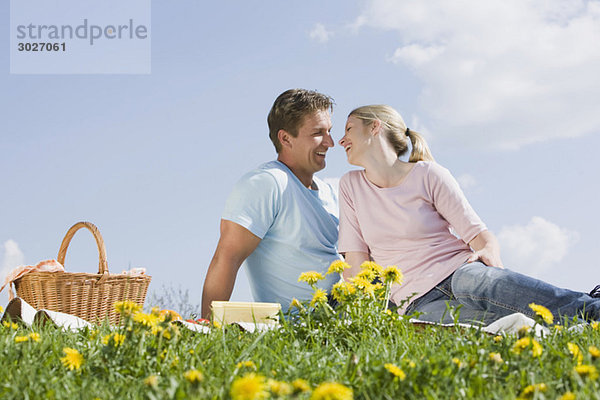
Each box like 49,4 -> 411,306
309,23 -> 333,43
352,0 -> 600,150
456,173 -> 477,190
0,240 -> 25,300
497,216 -> 579,276
389,44 -> 444,67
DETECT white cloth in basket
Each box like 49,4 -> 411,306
0,260 -> 65,300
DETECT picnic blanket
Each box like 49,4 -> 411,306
0,297 -> 276,333
1,297 -> 90,331
1,297 -> 580,335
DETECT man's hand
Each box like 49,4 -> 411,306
467,230 -> 504,268
201,220 -> 261,319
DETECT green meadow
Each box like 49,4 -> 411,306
1,263 -> 599,400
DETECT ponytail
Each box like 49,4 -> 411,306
405,128 -> 434,162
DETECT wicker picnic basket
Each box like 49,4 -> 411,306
13,221 -> 151,324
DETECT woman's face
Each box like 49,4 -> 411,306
339,115 -> 371,166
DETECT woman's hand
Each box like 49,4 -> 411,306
342,251 -> 370,280
467,230 -> 504,268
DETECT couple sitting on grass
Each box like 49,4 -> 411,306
201,88 -> 600,326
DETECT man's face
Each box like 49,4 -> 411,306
286,109 -> 334,176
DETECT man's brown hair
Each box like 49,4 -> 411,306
267,89 -> 334,153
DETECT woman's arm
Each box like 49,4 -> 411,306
342,251 -> 370,280
467,230 -> 504,268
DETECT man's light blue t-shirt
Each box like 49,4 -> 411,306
222,161 -> 341,310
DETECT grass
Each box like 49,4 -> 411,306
1,262 -> 599,399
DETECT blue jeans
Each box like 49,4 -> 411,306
405,261 -> 600,325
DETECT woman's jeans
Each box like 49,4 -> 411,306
405,261 -> 600,325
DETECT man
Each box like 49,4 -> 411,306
201,89 -> 341,319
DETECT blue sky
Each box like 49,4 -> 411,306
2,0 -> 600,308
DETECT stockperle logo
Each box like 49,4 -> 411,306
10,0 -> 151,74
16,19 -> 149,46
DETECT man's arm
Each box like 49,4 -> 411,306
201,219 -> 261,319
467,229 -> 504,268
342,251 -> 370,281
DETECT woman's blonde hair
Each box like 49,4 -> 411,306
348,105 -> 434,162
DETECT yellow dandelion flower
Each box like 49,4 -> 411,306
151,325 -> 164,336
113,300 -> 142,316
512,337 -> 543,357
292,379 -> 311,393
102,334 -> 111,345
568,342 -> 584,364
3,321 -> 18,330
15,335 -> 29,343
356,268 -> 376,281
558,392 -> 576,400
407,361 -> 416,369
517,325 -> 531,337
493,335 -> 503,343
331,282 -> 347,302
331,281 -> 355,303
310,382 -> 353,400
372,282 -> 384,292
589,346 -> 600,359
133,312 -> 160,328
28,332 -> 40,342
574,364 -> 599,380
518,383 -> 547,399
489,352 -> 503,363
384,363 -> 406,381
162,328 -> 173,340
554,325 -> 564,332
184,369 -> 203,384
362,282 -> 378,296
327,260 -> 351,275
310,289 -> 328,307
452,358 -> 464,368
144,375 -> 158,388
592,321 -> 599,330
528,303 -> 553,324
61,347 -> 84,370
360,261 -> 383,277
350,276 -> 370,290
298,271 -> 325,286
351,276 -> 378,296
382,266 -> 403,285
236,360 -> 257,370
290,298 -> 304,310
230,373 -> 268,400
113,333 -> 126,347
159,349 -> 168,361
267,379 -> 292,396
0,305 -> 3,313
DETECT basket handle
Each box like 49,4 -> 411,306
57,221 -> 109,275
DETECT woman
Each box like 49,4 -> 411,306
337,104 -> 600,325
